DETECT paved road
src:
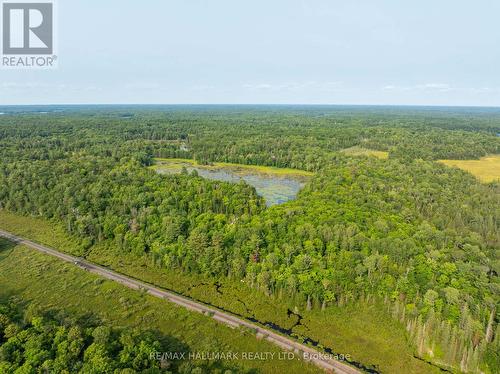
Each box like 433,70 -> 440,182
0,228 -> 360,374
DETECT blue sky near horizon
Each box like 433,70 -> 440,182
0,0 -> 499,106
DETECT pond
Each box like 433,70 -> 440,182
154,160 -> 311,206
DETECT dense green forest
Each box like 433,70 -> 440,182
0,298 -> 164,373
0,106 -> 499,373
0,297 -> 243,373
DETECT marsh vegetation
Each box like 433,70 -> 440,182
153,158 -> 311,206
0,106 -> 498,373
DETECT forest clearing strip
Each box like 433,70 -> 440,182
0,228 -> 360,374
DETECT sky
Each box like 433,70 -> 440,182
1,0 -> 499,106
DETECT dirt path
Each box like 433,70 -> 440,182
0,228 -> 360,374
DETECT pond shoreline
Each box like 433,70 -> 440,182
152,158 -> 313,178
152,158 -> 312,206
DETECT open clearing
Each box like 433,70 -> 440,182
340,147 -> 389,159
439,155 -> 500,183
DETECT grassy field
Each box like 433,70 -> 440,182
0,238 -> 320,374
439,155 -> 500,183
152,158 -> 314,178
0,210 -> 441,374
340,147 -> 389,159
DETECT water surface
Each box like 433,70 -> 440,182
156,163 -> 307,206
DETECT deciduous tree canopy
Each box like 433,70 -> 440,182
0,106 -> 498,373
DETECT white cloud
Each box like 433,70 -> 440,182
382,83 -> 452,92
242,81 -> 342,92
415,83 -> 452,91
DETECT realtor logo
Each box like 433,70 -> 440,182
1,1 -> 56,68
3,2 -> 53,54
